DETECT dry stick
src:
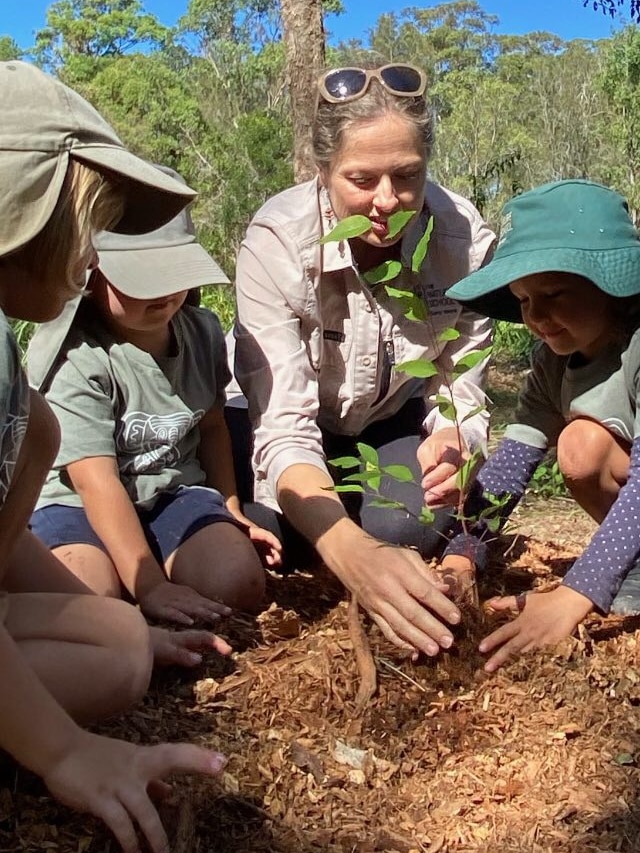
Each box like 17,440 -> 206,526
347,594 -> 377,712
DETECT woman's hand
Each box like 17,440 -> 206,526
149,626 -> 232,668
139,581 -> 231,626
43,730 -> 226,853
329,529 -> 461,658
479,585 -> 593,672
246,524 -> 283,568
417,427 -> 470,508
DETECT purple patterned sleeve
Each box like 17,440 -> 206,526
443,437 -> 546,568
563,437 -> 640,613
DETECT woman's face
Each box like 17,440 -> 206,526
320,112 -> 426,253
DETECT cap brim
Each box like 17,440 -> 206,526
71,146 -> 197,234
446,247 -> 640,322
98,242 -> 230,298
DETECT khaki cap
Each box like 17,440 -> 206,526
0,61 -> 197,256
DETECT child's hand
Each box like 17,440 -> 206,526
437,553 -> 476,603
149,626 -> 232,668
43,730 -> 226,853
139,581 -> 231,626
418,427 -> 470,508
479,585 -> 593,672
247,525 -> 283,568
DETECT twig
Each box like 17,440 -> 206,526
376,656 -> 427,692
347,594 -> 377,713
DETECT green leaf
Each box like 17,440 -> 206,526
329,455 -> 360,469
438,327 -> 460,343
356,442 -> 379,467
343,470 -> 384,483
456,453 -> 480,491
333,484 -> 365,494
364,259 -> 403,284
460,406 -> 485,424
319,214 -> 371,243
434,393 -> 456,421
368,498 -> 407,510
387,209 -> 416,240
453,346 -> 493,377
411,215 -> 434,273
615,752 -> 635,766
419,506 -> 435,525
395,358 -> 438,378
381,464 -> 415,482
384,285 -> 428,322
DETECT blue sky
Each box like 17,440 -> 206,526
0,0 -> 626,50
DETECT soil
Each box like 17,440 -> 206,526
3,365 -> 640,853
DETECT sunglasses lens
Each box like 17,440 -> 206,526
323,69 -> 367,101
380,65 -> 423,94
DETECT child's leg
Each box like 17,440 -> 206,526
165,522 -> 265,613
557,418 -> 630,523
6,592 -> 152,723
29,505 -> 122,596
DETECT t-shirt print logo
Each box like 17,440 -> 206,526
0,411 -> 28,505
119,410 -> 204,473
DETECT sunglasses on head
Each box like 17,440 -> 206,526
317,63 -> 427,104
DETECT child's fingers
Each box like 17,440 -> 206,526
97,799 -> 141,853
484,595 -> 520,614
120,790 -> 167,853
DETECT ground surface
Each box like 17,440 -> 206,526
3,367 -> 640,853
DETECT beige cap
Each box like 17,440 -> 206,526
95,166 -> 229,298
0,61 -> 197,256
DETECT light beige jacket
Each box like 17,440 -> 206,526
233,177 -> 495,509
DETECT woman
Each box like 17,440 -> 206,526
231,63 -> 495,658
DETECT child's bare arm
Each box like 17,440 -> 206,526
65,456 -> 229,624
197,407 -> 282,566
0,620 -> 226,853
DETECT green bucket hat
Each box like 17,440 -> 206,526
445,179 -> 640,323
0,61 -> 197,256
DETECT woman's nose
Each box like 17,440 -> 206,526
373,176 -> 398,212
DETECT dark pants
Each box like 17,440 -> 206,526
224,400 -> 455,570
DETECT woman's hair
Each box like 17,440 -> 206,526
8,160 -> 125,299
312,79 -> 434,172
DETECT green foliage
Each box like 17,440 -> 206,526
0,36 -> 22,60
529,458 -> 568,499
200,285 -> 235,331
493,321 -> 534,366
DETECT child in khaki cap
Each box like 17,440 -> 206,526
29,168 -> 281,625
0,60 -> 226,853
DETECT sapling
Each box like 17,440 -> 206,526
320,209 -> 506,604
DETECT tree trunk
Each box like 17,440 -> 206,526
280,0 -> 326,183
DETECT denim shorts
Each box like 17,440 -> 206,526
31,485 -> 242,563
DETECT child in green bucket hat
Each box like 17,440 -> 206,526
439,179 -> 640,671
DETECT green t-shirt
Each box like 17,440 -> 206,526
505,330 -> 640,450
34,301 -> 230,510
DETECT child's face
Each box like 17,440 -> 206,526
509,272 -> 615,359
92,274 -> 188,335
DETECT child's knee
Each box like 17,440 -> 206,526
229,545 -> 266,613
557,419 -> 614,484
102,599 -> 153,707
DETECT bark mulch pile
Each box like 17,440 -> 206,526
2,502 -> 640,853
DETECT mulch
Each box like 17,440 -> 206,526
3,502 -> 640,853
